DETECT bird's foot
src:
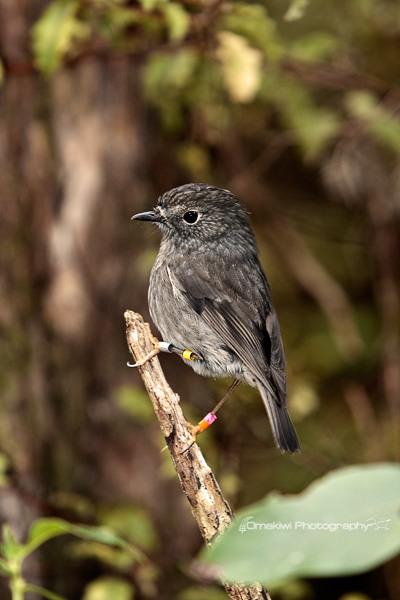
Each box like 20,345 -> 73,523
127,341 -> 160,368
181,413 -> 218,453
127,326 -> 160,368
127,332 -> 202,368
186,421 -> 206,438
127,322 -> 162,368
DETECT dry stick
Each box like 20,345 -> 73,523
124,310 -> 271,600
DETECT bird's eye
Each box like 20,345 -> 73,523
183,211 -> 199,224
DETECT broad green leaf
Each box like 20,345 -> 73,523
25,518 -> 139,560
205,464 -> 400,585
24,518 -> 73,557
32,0 -> 90,74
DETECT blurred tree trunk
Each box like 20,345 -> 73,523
0,0 -> 55,538
0,0 -> 154,593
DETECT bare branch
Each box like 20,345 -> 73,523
124,310 -> 271,600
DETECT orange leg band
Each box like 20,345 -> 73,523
197,412 -> 218,431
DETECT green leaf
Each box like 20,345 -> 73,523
82,576 -> 134,600
32,0 -> 90,74
138,0 -> 160,10
69,524 -> 131,548
70,540 -> 136,570
346,91 -> 400,156
205,464 -> 400,585
262,74 -> 341,159
163,3 -> 190,42
284,0 -> 310,22
143,49 -> 198,96
0,557 -> 12,576
69,523 -> 144,563
288,32 -> 339,62
25,518 -> 138,561
142,48 -> 199,130
24,518 -> 73,557
0,524 -> 24,561
99,503 -> 158,552
220,3 -> 280,59
345,91 -> 380,120
25,583 -> 69,600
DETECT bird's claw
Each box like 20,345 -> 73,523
180,440 -> 196,454
127,343 -> 160,368
178,422 -> 202,454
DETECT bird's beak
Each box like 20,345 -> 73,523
131,210 -> 161,222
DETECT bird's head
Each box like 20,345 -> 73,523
132,183 -> 255,252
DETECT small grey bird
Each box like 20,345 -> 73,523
132,183 -> 300,453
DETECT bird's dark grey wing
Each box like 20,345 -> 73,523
266,310 -> 287,405
168,261 -> 285,405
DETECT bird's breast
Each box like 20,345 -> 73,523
148,260 -> 246,380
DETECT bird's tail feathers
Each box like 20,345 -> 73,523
258,383 -> 300,453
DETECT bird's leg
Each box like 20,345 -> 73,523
169,346 -> 203,362
128,330 -> 202,368
184,379 -> 241,451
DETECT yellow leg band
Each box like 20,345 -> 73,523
183,349 -> 196,361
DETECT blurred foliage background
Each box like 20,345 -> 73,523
0,0 -> 399,598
